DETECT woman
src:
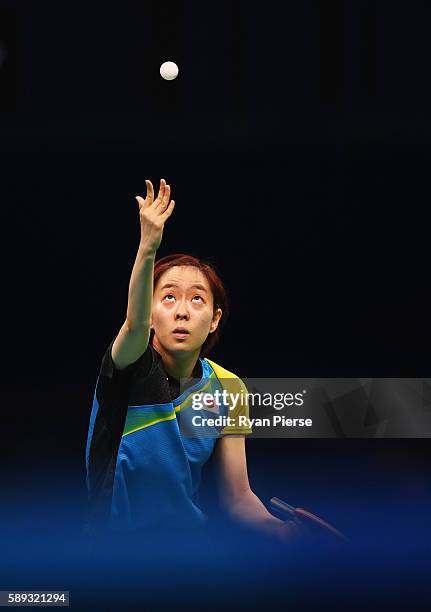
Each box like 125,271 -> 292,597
85,178 -> 300,543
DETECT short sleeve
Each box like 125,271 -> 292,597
220,377 -> 252,436
99,337 -> 152,385
95,337 -> 153,418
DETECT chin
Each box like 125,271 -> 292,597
169,340 -> 201,354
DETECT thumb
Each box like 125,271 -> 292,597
135,195 -> 145,209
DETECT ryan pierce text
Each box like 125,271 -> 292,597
191,415 -> 313,428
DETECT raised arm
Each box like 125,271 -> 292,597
111,178 -> 175,370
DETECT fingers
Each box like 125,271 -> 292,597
279,517 -> 315,545
278,519 -> 301,544
155,181 -> 171,212
135,179 -> 154,210
154,178 -> 166,207
135,178 -> 173,214
145,179 -> 154,205
161,199 -> 175,221
135,195 -> 145,209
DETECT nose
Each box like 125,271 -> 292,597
174,299 -> 190,320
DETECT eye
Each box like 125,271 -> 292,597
192,295 -> 204,302
164,294 -> 175,302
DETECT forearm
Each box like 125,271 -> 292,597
125,245 -> 156,331
223,489 -> 284,538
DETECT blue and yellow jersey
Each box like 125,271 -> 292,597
85,339 -> 251,533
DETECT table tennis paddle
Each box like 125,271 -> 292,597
270,496 -> 350,544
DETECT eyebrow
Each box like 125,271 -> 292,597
160,283 -> 208,293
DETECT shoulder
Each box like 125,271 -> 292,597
204,358 -> 251,434
204,358 -> 247,391
204,357 -> 239,379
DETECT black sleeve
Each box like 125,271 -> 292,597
96,337 -> 153,432
99,337 -> 153,386
86,338 -> 154,531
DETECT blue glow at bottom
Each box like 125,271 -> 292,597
1,472 -> 430,611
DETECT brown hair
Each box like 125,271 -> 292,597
150,253 -> 229,358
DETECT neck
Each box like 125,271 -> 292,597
152,337 -> 201,380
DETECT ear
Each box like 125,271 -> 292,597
209,308 -> 222,334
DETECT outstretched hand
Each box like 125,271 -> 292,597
135,178 -> 175,255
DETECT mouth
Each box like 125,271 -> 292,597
172,328 -> 190,338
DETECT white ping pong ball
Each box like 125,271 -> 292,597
160,61 -> 179,81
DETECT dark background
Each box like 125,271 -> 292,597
1,0 -> 431,582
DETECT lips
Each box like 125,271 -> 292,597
173,328 -> 190,335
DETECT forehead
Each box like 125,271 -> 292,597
156,266 -> 211,291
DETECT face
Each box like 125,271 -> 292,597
151,266 -> 222,356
